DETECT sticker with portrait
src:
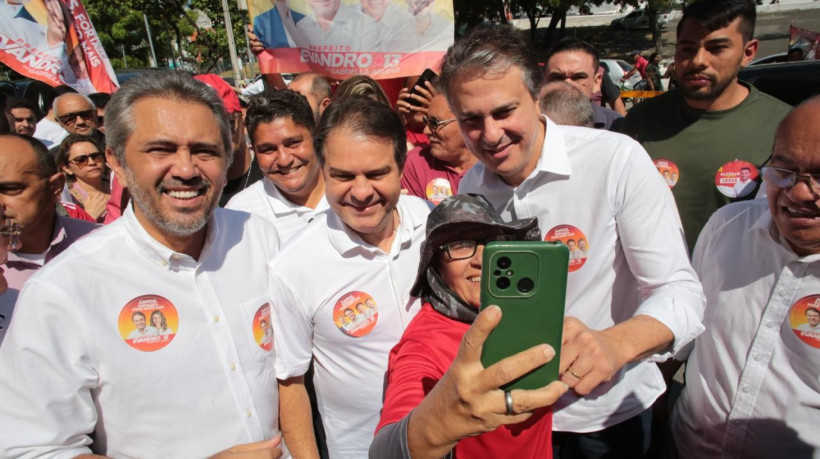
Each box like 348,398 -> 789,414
253,303 -> 274,351
715,160 -> 759,198
117,294 -> 178,352
425,178 -> 453,205
653,158 -> 680,188
332,291 -> 379,338
789,295 -> 820,348
545,225 -> 589,272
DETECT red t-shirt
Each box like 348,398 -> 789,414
400,146 -> 470,205
635,56 -> 649,78
377,303 -> 553,458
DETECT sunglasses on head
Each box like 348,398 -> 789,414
68,152 -> 105,168
57,110 -> 95,126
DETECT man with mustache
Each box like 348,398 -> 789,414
227,89 -> 329,243
620,0 -> 791,252
0,72 -> 284,458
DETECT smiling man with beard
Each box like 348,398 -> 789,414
227,89 -> 329,243
269,98 -> 431,459
0,71 -> 285,459
620,0 -> 791,252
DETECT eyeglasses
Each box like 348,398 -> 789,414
761,166 -> 820,192
440,235 -> 513,260
1,220 -> 22,255
423,116 -> 456,135
68,152 -> 105,168
57,110 -> 95,126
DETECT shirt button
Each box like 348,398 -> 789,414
753,354 -> 762,361
742,385 -> 751,393
160,260 -> 168,267
230,363 -> 236,371
213,315 -> 221,323
246,409 -> 252,418
778,289 -> 787,297
767,321 -> 777,329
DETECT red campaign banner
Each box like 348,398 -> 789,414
0,0 -> 119,94
788,25 -> 820,61
249,0 -> 454,80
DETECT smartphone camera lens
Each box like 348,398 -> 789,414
497,257 -> 511,269
518,277 -> 534,293
496,277 -> 511,289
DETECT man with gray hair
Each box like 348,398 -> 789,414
52,92 -> 104,150
438,24 -> 704,457
538,81 -> 595,128
0,71 -> 285,458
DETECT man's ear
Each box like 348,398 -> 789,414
741,38 -> 759,67
47,172 -> 65,202
318,97 -> 332,115
593,69 -> 603,94
106,147 -> 129,187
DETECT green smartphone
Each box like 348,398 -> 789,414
480,241 -> 569,391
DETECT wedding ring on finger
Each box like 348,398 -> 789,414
504,389 -> 515,415
568,368 -> 582,379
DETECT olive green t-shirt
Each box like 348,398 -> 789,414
619,84 -> 791,252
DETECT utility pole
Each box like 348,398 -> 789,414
143,13 -> 158,67
221,0 -> 242,84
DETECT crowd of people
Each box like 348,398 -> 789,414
0,0 -> 818,458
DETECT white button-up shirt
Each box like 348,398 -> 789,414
288,3 -> 380,52
226,178 -> 329,243
673,199 -> 820,458
270,196 -> 430,459
459,116 -> 705,432
0,206 -> 284,459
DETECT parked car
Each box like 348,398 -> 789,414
600,58 -> 642,91
739,59 -> 820,106
610,8 -> 678,30
748,52 -> 788,66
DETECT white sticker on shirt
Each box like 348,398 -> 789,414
545,225 -> 589,272
253,303 -> 273,351
715,160 -> 759,198
118,294 -> 178,352
425,178 -> 453,205
789,295 -> 820,348
653,158 -> 679,188
333,291 -> 378,338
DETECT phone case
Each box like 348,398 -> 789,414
480,241 -> 569,391
410,68 -> 437,106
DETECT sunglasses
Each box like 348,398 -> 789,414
423,116 -> 456,135
68,152 -> 105,168
57,110 -> 95,126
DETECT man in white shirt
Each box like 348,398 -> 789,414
280,0 -> 380,52
673,96 -> 820,458
270,98 -> 430,459
438,24 -> 705,457
227,89 -> 328,242
733,166 -> 756,198
796,307 -> 820,332
0,71 -> 284,459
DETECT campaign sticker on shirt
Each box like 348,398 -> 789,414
253,303 -> 273,351
425,178 -> 453,205
332,291 -> 378,338
117,295 -> 178,352
715,160 -> 759,198
653,158 -> 679,188
545,225 -> 589,272
789,295 -> 820,348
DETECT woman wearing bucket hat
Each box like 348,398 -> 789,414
371,194 -> 569,459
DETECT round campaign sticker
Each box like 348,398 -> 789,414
653,158 -> 680,188
425,178 -> 453,205
332,291 -> 378,338
715,160 -> 759,198
545,225 -> 589,272
253,303 -> 273,351
789,295 -> 820,348
117,294 -> 178,352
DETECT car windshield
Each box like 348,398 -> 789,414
617,61 -> 632,72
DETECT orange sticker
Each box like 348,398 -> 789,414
118,295 -> 178,352
715,160 -> 759,198
653,158 -> 679,188
545,225 -> 589,272
333,291 -> 378,338
789,295 -> 820,348
425,178 -> 453,205
253,303 -> 273,351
